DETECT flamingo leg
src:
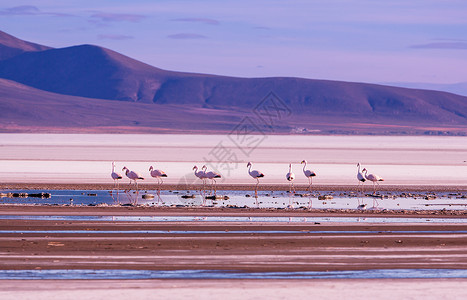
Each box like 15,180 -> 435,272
116,180 -> 120,204
135,180 -> 139,205
213,179 -> 217,196
255,178 -> 259,198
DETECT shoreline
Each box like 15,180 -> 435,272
2,183 -> 467,192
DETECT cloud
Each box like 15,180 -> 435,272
98,34 -> 134,40
167,33 -> 207,39
171,18 -> 219,25
0,5 -> 39,15
0,5 -> 71,17
90,12 -> 146,23
410,42 -> 467,50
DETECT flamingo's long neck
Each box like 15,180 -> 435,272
302,162 -> 307,173
289,164 -> 292,173
358,164 -> 361,173
248,164 -> 252,176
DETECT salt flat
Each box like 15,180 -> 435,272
0,134 -> 466,185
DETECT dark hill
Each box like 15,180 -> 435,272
0,30 -> 466,134
0,30 -> 50,60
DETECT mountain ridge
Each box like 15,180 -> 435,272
0,30 -> 466,135
0,30 -> 51,61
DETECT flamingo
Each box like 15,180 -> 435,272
149,165 -> 167,186
193,165 -> 207,193
149,165 -> 167,201
122,166 -> 144,204
362,168 -> 384,194
111,162 -> 123,188
111,162 -> 123,203
286,164 -> 296,193
356,163 -> 366,193
301,160 -> 316,192
202,165 -> 221,195
247,162 -> 264,197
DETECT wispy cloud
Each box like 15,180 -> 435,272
90,12 -> 146,23
171,18 -> 219,25
410,42 -> 467,50
98,34 -> 134,40
167,33 -> 207,39
0,5 -> 39,15
0,5 -> 71,17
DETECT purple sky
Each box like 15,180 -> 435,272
2,0 -> 467,86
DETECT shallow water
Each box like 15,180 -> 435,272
2,230 -> 467,234
0,134 -> 466,185
1,269 -> 467,279
1,215 -> 466,224
1,189 -> 466,211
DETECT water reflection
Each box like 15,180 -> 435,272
1,189 -> 466,211
1,215 -> 467,223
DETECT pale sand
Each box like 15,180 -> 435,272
1,279 -> 467,300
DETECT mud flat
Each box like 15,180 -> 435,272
1,205 -> 467,272
2,205 -> 467,298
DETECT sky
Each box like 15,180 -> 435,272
1,0 -> 467,86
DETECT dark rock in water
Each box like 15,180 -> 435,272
142,194 -> 155,199
205,195 -> 229,200
28,192 -> 51,198
318,195 -> 333,200
12,193 -> 28,198
181,194 -> 196,199
366,194 -> 383,198
87,193 -> 97,196
245,194 -> 251,197
87,203 -> 96,206
121,203 -> 133,206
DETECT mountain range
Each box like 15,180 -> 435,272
1,30 -> 466,135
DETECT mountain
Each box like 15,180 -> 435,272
0,30 -> 50,61
385,81 -> 467,98
0,30 -> 466,135
0,78 -> 243,133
